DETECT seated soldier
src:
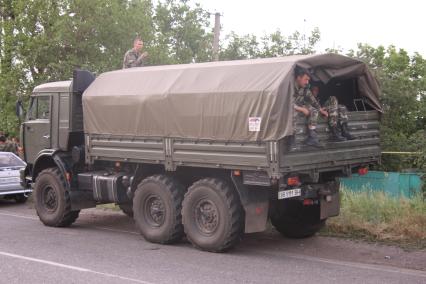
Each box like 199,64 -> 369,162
293,67 -> 324,147
310,85 -> 355,141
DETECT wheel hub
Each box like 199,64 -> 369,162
144,195 -> 165,227
43,186 -> 58,212
195,200 -> 219,235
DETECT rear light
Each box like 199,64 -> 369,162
233,170 -> 241,176
358,167 -> 368,176
287,176 -> 300,186
303,199 -> 314,206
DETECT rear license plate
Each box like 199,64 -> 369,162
278,188 -> 301,199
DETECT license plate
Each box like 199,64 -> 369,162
278,188 -> 301,199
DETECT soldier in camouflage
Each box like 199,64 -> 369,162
0,135 -> 17,153
293,67 -> 325,147
122,36 -> 148,69
311,85 -> 355,141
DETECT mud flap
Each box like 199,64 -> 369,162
242,188 -> 269,233
231,174 -> 269,233
320,187 -> 340,220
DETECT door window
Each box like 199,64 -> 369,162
27,96 -> 50,120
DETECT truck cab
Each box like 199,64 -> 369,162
21,71 -> 93,186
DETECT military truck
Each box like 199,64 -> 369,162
19,54 -> 381,252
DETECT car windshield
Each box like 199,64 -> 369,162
0,152 -> 26,168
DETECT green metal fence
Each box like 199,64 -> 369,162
340,171 -> 424,198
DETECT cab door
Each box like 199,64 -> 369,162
23,95 -> 52,164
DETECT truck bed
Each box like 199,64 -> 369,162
86,111 -> 380,176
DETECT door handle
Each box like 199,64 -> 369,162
43,135 -> 50,139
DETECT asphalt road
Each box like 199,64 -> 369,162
0,200 -> 425,284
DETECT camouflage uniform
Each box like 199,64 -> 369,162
0,142 -> 16,153
122,49 -> 145,69
293,85 -> 321,128
323,96 -> 349,127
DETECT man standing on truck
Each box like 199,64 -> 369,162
311,85 -> 355,141
122,36 -> 148,69
293,67 -> 323,147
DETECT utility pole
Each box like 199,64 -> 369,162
303,19 -> 306,52
212,12 -> 221,61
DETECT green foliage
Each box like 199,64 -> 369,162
348,44 -> 425,171
1,0 -> 319,136
152,0 -> 212,64
0,0 -> 213,135
220,27 -> 321,60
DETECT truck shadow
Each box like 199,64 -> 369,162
73,208 -> 316,254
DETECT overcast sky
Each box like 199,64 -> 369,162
199,0 -> 425,56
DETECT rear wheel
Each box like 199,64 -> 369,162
133,175 -> 185,244
271,199 -> 325,238
34,168 -> 80,227
182,178 -> 244,252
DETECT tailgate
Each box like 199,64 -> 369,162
280,111 -> 380,172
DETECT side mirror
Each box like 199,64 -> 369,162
15,100 -> 25,119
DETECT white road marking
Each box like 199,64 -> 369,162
0,251 -> 154,284
282,251 -> 426,278
245,245 -> 426,278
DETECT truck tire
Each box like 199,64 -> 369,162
182,178 -> 244,252
271,200 -> 325,238
34,168 -> 80,227
133,175 -> 185,244
119,203 -> 133,218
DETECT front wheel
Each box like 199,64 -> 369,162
34,168 -> 80,227
271,199 -> 325,238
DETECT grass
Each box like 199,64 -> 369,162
321,187 -> 426,249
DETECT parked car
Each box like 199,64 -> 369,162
0,152 -> 31,203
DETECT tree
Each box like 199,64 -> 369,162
348,44 -> 426,171
151,0 -> 213,64
220,27 -> 321,60
0,0 -> 213,135
0,0 -> 22,134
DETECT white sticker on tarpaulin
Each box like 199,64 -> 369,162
248,117 -> 261,132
